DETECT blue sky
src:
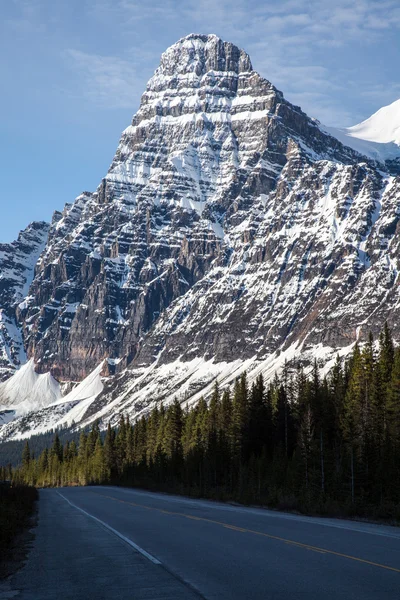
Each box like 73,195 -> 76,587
1,0 -> 400,242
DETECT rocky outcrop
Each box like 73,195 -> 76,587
0,221 -> 49,380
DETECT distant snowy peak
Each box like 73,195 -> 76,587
348,99 -> 400,145
325,98 -> 400,166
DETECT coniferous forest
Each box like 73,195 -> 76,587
4,324 -> 400,520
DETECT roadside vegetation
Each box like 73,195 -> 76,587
0,481 -> 37,576
8,323 -> 400,522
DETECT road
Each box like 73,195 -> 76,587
1,486 -> 400,599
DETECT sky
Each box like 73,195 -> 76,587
1,0 -> 399,242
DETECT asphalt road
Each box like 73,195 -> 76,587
2,486 -> 400,599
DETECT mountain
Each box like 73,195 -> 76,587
325,98 -> 400,170
1,33 -> 400,441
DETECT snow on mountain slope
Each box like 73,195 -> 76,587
348,99 -> 400,145
49,362 -> 104,426
1,34 -> 400,441
0,361 -> 104,440
325,98 -> 400,165
0,341 -> 355,442
0,359 -> 61,415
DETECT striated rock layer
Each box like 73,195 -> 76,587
1,34 -> 400,436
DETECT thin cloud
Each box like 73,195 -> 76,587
360,83 -> 400,107
65,49 -> 147,110
80,0 -> 400,123
5,0 -> 47,34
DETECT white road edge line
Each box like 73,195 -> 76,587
56,491 -> 162,565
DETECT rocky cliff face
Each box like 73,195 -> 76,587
1,34 -> 400,438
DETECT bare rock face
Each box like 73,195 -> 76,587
1,34 -> 400,394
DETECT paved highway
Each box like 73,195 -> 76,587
2,486 -> 400,599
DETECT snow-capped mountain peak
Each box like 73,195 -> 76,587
1,35 -> 400,441
347,98 -> 400,145
325,98 -> 400,167
156,33 -> 253,76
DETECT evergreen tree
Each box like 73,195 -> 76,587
91,437 -> 106,483
125,418 -> 135,465
115,415 -> 127,473
104,423 -> 116,480
248,374 -> 272,459
50,432 -> 63,463
87,422 -> 100,457
22,441 -> 31,468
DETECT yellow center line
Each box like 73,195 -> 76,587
224,524 -> 249,532
91,491 -> 400,574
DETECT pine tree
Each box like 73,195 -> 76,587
87,421 -> 100,457
104,423 -> 116,480
248,374 -> 272,459
327,356 -> 345,480
207,381 -> 221,489
341,343 -> 363,503
310,360 -> 326,493
231,375 -> 248,461
50,432 -> 63,463
146,406 -> 160,462
117,416 -> 128,469
385,348 -> 400,497
387,348 -> 400,445
298,400 -> 313,491
125,418 -> 135,465
274,383 -> 294,458
209,381 -> 220,432
378,322 -> 395,386
63,440 -> 71,463
91,437 -> 106,484
22,441 -> 31,468
38,448 -> 49,483
69,440 -> 78,458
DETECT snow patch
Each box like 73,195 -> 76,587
0,360 -> 61,415
324,99 -> 400,163
50,362 -> 104,428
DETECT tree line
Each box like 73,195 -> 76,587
0,428 -> 82,468
8,323 -> 400,519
